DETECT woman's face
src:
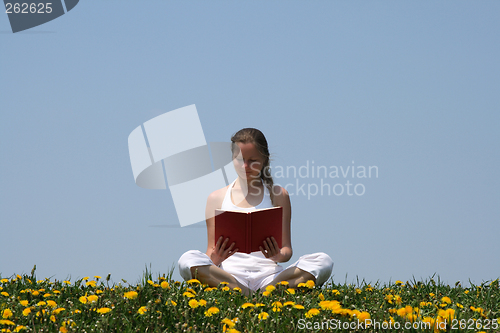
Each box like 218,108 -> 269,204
232,142 -> 265,181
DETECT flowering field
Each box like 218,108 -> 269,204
0,268 -> 499,333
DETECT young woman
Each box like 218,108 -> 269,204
178,128 -> 333,295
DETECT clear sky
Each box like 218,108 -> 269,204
1,1 -> 499,287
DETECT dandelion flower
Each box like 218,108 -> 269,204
331,289 -> 340,295
187,279 -> 201,285
137,306 -> 147,315
258,312 -> 269,320
221,318 -> 236,328
87,295 -> 98,303
286,288 -> 295,295
1,309 -> 13,319
284,301 -> 295,307
265,285 -> 275,292
160,281 -> 169,289
79,296 -> 88,304
293,304 -> 305,310
53,308 -> 65,315
86,281 -> 96,287
14,325 -> 26,332
241,303 -> 255,309
199,299 -> 207,307
167,300 -> 177,306
123,291 -> 138,299
0,319 -> 15,325
1,292 -> 9,297
305,280 -> 315,288
441,296 -> 452,304
233,287 -> 241,293
358,311 -> 371,322
188,299 -> 199,308
96,308 -> 111,314
222,286 -> 230,292
204,307 -> 219,317
46,300 -> 57,308
305,308 -> 320,318
22,308 -> 31,316
19,300 -> 28,307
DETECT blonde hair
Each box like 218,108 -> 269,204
230,128 -> 275,206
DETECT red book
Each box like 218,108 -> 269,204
214,206 -> 283,254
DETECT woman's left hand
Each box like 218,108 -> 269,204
260,237 -> 282,263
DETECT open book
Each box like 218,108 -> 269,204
214,206 -> 283,254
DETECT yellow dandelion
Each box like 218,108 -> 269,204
204,307 -> 219,317
31,290 -> 39,296
14,325 -> 26,332
227,329 -> 241,333
441,296 -> 452,304
262,291 -> 271,296
19,300 -> 28,307
187,279 -> 201,285
1,292 -> 9,297
199,299 -> 207,307
87,295 -> 98,303
241,303 -> 255,309
96,307 -> 111,314
286,288 -> 295,294
221,318 -> 235,328
294,304 -> 305,310
79,296 -> 88,304
46,300 -> 57,308
63,281 -> 71,285
395,280 -> 403,286
355,288 -> 362,294
52,308 -> 65,315
0,319 -> 15,326
50,315 -> 56,322
358,311 -> 370,320
160,281 -> 169,289
258,312 -> 269,320
319,293 -> 325,300
137,306 -> 147,315
1,309 -> 13,319
86,281 -> 96,287
305,280 -> 315,288
166,300 -> 177,306
222,286 -> 230,292
305,308 -> 320,318
219,281 -> 229,285
183,291 -> 196,298
233,287 -> 242,293
284,301 -> 295,306
123,291 -> 138,299
272,301 -> 283,312
22,308 -> 31,316
265,285 -> 276,292
331,289 -> 340,295
277,281 -> 289,286
255,303 -> 265,307
188,299 -> 199,308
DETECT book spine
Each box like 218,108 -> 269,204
246,212 -> 251,253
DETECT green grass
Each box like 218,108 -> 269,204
0,267 -> 498,332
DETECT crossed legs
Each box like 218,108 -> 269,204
190,265 -> 252,296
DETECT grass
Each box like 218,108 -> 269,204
0,266 -> 498,332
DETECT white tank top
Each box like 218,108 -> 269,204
219,178 -> 275,260
221,178 -> 273,211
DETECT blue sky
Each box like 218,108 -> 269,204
1,1 -> 499,286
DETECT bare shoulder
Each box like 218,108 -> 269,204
271,184 -> 290,206
206,185 -> 229,210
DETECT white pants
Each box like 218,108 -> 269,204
178,250 -> 333,291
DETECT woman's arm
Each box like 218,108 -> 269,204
205,188 -> 237,266
261,185 -> 293,263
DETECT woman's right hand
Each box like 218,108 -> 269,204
210,236 -> 238,267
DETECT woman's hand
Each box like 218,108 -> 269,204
210,236 -> 238,267
260,237 -> 282,263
